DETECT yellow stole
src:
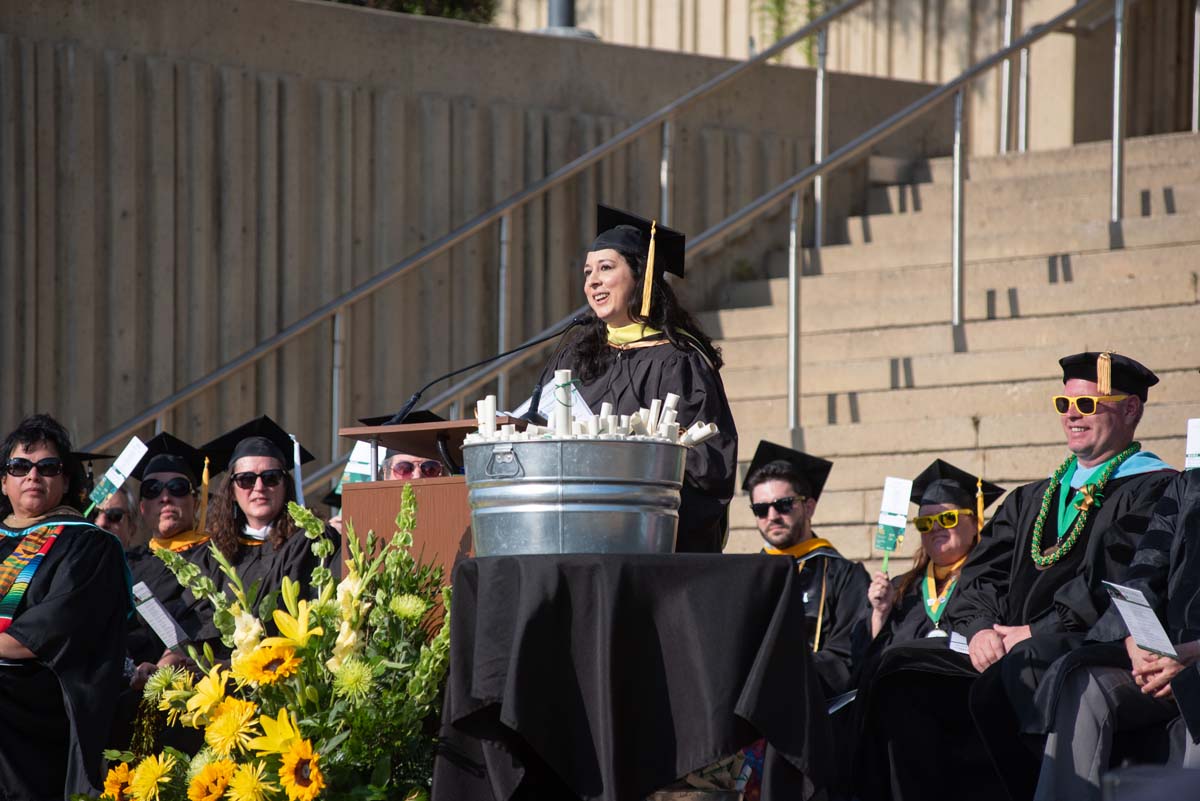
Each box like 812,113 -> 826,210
763,537 -> 836,559
606,322 -> 664,346
149,530 -> 210,553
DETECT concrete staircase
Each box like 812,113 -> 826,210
701,131 -> 1200,570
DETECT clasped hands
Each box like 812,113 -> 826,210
968,623 -> 1033,672
1125,636 -> 1200,700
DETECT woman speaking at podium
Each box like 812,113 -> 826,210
530,205 -> 737,552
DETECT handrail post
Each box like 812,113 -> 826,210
660,119 -> 673,224
331,310 -> 346,460
813,27 -> 829,251
1111,0 -> 1126,223
1192,0 -> 1199,133
154,415 -> 165,435
1017,46 -> 1030,152
787,190 -> 802,433
951,90 -> 965,327
497,213 -> 512,409
999,0 -> 1015,153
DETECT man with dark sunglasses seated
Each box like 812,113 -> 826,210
93,487 -> 139,550
744,440 -> 870,698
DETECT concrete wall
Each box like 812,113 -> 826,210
499,0 -> 1198,156
0,0 -> 950,463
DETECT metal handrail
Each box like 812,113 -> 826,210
80,0 -> 869,456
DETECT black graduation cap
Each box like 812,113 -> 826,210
321,488 -> 342,509
741,441 -> 833,501
1059,351 -> 1158,401
590,204 -> 686,279
131,433 -> 207,483
201,415 -> 315,475
910,459 -> 1004,511
357,409 -> 446,427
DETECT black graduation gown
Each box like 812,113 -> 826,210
0,515 -> 130,798
852,576 -> 957,664
952,467 -> 1176,799
125,541 -> 210,664
536,338 -> 738,553
781,541 -> 870,697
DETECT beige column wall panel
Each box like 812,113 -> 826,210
0,0 -> 944,458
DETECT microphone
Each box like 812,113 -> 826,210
521,324 -> 588,424
382,316 -> 587,426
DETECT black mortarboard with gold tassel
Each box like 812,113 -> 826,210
1059,351 -> 1159,401
588,204 -> 686,319
910,459 -> 1005,534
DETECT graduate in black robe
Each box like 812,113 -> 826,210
527,205 -> 737,553
850,461 -> 1004,801
742,441 -> 869,697
191,416 -> 338,654
0,414 -> 131,798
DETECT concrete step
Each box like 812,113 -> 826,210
732,400 -> 1200,463
715,297 -> 1200,370
717,243 -> 1200,311
850,183 -> 1200,246
920,131 -> 1200,184
702,262 -> 1197,340
726,367 -> 1200,428
802,212 -> 1200,275
722,331 -> 1200,399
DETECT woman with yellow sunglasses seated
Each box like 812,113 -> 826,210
864,460 -> 1005,650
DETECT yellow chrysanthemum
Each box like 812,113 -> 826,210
389,593 -> 427,621
247,707 -> 301,756
227,760 -> 278,801
128,753 -> 176,801
263,599 -> 324,650
234,643 -> 302,686
187,759 -> 236,801
186,665 -> 228,724
333,656 -> 373,702
204,697 -> 260,757
279,739 -> 327,801
102,762 -> 133,801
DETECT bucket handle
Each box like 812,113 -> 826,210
485,443 -> 523,479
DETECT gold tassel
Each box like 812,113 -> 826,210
976,476 -> 985,534
197,456 -> 211,534
1096,351 -> 1113,395
639,221 -> 658,319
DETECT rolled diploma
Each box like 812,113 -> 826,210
482,395 -> 498,437
664,392 -> 680,412
599,402 -> 614,420
587,416 -> 601,436
647,399 -> 663,434
553,370 -> 572,436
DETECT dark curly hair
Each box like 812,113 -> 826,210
571,245 -> 723,382
0,413 -> 87,516
206,468 -> 299,561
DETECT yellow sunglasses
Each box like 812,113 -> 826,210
913,508 -> 974,533
1052,394 -> 1129,416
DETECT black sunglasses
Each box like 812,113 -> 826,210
231,469 -> 287,490
96,508 -> 127,523
140,477 -> 194,500
4,457 -> 65,477
750,495 -> 806,519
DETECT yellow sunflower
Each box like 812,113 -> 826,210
279,739 -> 326,801
234,643 -> 302,686
128,753 -> 176,801
247,707 -> 301,756
228,760 -> 278,801
187,759 -> 236,801
204,697 -> 260,757
102,762 -> 133,801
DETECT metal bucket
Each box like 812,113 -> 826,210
463,438 -> 686,555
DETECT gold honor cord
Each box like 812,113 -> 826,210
639,221 -> 657,319
813,559 -> 828,653
196,456 -> 211,536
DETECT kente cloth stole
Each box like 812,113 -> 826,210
0,525 -> 62,633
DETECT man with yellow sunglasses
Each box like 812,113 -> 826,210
951,351 -> 1178,800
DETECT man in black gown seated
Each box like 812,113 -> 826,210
744,440 -> 869,698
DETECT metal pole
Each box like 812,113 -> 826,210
496,214 -> 511,409
331,310 -> 346,460
548,0 -> 576,27
154,415 -> 165,435
999,0 -> 1015,153
1017,47 -> 1030,152
1111,0 -> 1126,223
660,119 -> 673,225
787,190 -> 802,433
951,90 -> 965,327
813,28 -> 829,251
1192,0 -> 1199,133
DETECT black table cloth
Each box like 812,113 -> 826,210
432,554 -> 832,801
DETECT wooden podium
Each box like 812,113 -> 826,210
337,418 -> 523,581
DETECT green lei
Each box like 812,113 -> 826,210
1029,442 -> 1140,569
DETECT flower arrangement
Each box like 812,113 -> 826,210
97,485 -> 450,801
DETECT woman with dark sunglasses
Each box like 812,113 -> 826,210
0,414 -> 130,798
